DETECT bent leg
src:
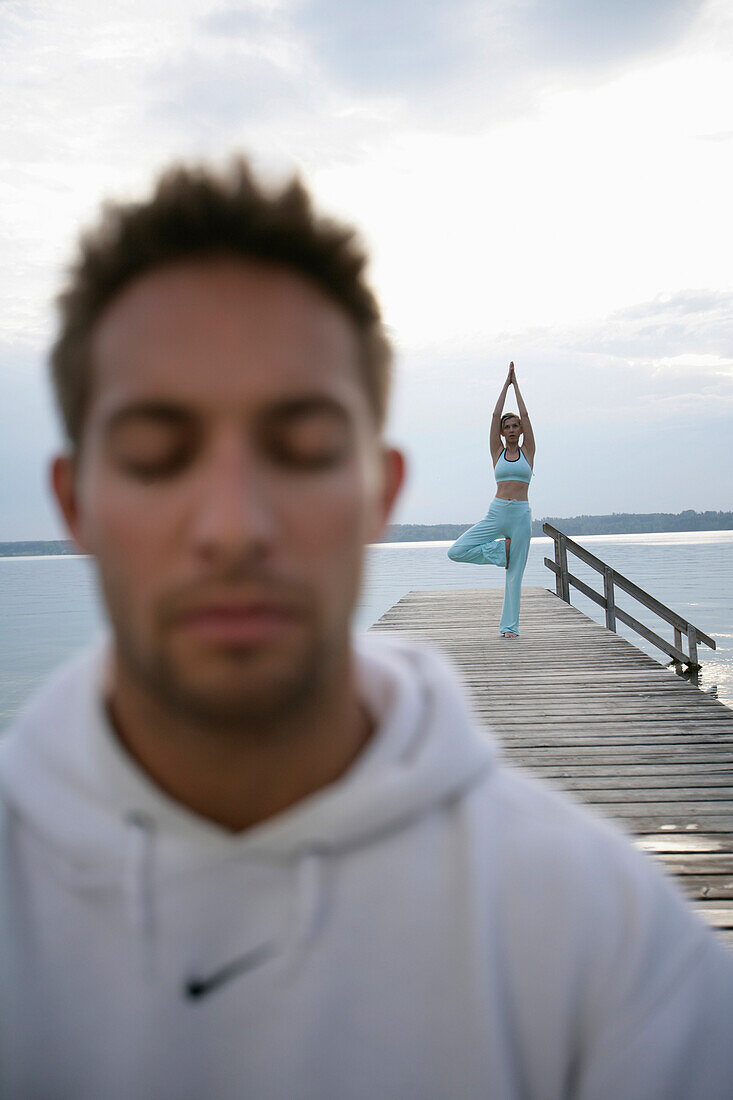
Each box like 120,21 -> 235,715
499,508 -> 532,634
447,510 -> 507,566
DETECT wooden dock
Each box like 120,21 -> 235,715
371,587 -> 733,944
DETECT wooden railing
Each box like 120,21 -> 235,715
542,523 -> 715,670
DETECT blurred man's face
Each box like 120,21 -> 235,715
54,259 -> 403,726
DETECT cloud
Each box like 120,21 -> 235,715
522,0 -> 702,69
387,286 -> 733,523
199,6 -> 275,38
575,290 -> 733,360
153,49 -> 313,132
697,129 -> 733,141
389,287 -> 733,440
533,292 -> 733,424
291,0 -> 705,121
290,0 -> 472,93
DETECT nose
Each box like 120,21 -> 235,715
188,437 -> 276,567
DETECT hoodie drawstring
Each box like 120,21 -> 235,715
125,811 -> 156,980
283,851 -> 326,976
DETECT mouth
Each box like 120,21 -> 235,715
170,599 -> 306,646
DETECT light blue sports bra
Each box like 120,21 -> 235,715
494,447 -> 533,484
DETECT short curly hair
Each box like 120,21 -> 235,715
50,159 -> 391,448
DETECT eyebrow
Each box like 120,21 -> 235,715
104,395 -> 351,435
105,402 -> 195,434
263,396 -> 351,427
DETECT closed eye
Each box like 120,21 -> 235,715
106,411 -> 197,480
262,401 -> 352,470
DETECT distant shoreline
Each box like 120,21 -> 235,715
384,511 -> 733,544
2,510 -> 732,556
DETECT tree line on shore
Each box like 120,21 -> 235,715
0,540 -> 76,557
378,510 -> 733,543
1,511 -> 732,556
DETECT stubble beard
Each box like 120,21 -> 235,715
113,613 -> 346,734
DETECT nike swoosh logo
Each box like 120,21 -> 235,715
184,942 -> 276,1000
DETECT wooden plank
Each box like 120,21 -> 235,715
527,765 -> 733,778
548,777 -> 733,793
607,818 -> 733,833
555,789 -> 733,804
677,881 -> 733,901
576,802 -> 733,815
695,902 -> 733,927
371,587 -> 733,941
649,854 -> 733,874
636,834 -> 728,854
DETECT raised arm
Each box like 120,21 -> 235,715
511,365 -> 535,465
490,364 -> 513,463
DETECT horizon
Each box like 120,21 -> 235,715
2,507 -> 732,554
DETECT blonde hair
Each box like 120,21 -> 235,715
500,413 -> 522,435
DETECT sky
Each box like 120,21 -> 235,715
1,0 -> 732,538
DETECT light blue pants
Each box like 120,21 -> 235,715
447,499 -> 532,635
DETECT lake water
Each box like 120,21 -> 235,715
1,530 -> 731,729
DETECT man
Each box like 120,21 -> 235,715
0,160 -> 731,1099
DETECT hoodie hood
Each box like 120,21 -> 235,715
0,633 -> 497,993
8,632 -> 726,1100
0,632 -> 496,875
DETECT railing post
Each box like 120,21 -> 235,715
687,625 -> 699,669
557,534 -> 570,604
603,565 -> 616,632
674,627 -> 683,654
551,536 -> 562,597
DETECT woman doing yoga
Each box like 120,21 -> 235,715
447,362 -> 535,638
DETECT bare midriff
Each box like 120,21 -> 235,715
495,481 -> 530,502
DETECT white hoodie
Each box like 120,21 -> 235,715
1,633 -> 732,1099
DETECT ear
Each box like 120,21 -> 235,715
51,455 -> 92,554
369,447 -> 405,543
